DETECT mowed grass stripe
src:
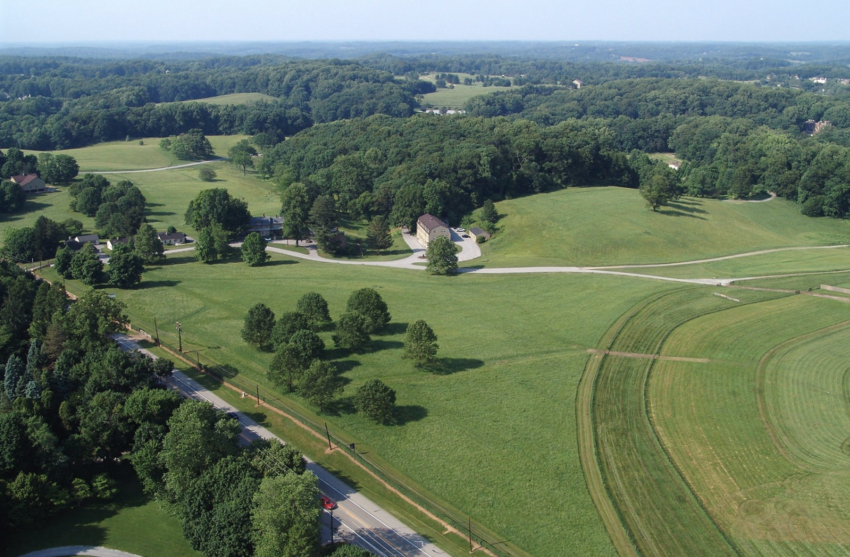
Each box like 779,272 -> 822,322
591,288 -> 750,557
651,295 -> 850,555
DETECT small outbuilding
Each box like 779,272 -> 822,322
416,214 -> 450,247
469,227 -> 491,242
11,174 -> 47,194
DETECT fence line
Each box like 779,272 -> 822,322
128,322 -> 525,557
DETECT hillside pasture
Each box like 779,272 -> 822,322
473,187 -> 850,268
418,72 -> 513,108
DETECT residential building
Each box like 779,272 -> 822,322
247,216 -> 284,238
74,235 -> 99,245
106,238 -> 130,250
469,227 -> 491,242
158,231 -> 187,245
416,214 -> 450,247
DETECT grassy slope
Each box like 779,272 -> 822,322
38,254 -> 677,557
0,136 -> 273,240
317,218 -> 412,261
473,188 -> 850,268
4,475 -> 201,557
651,295 -> 850,555
418,73 -> 513,109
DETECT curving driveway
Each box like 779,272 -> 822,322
85,159 -> 224,175
17,547 -> 142,557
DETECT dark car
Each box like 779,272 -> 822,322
321,495 -> 337,510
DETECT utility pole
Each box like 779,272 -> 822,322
154,317 -> 160,345
330,507 -> 334,544
325,422 -> 332,451
256,385 -> 260,406
175,321 -> 182,352
468,517 -> 472,553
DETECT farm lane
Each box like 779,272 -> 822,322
112,334 -> 445,557
158,234 -> 850,286
86,158 -> 225,174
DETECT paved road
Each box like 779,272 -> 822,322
85,159 -> 223,175
112,335 -> 446,557
17,547 -> 142,557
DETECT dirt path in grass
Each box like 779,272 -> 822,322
586,349 -> 711,363
85,158 -> 224,174
722,192 -> 777,203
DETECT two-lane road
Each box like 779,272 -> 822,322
112,335 -> 446,557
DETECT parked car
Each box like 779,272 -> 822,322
321,495 -> 337,510
457,227 -> 466,232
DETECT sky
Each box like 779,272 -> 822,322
1,0 -> 850,43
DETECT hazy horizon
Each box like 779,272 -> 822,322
3,0 -> 849,44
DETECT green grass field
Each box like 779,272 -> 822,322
418,73 -> 514,109
649,294 -> 850,555
317,218 -> 412,261
4,473 -> 201,557
38,253 -> 682,557
629,246 -> 850,280
28,135 -> 247,172
1,137 -> 274,240
171,92 -> 278,106
473,188 -> 850,268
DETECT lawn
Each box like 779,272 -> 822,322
317,218 -> 412,261
4,471 -> 201,557
649,294 -> 850,555
37,254 -> 678,557
472,187 -> 850,268
27,135 -> 248,172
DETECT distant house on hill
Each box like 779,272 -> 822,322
247,216 -> 283,238
469,227 -> 491,242
11,174 -> 46,194
572,79 -> 583,89
416,214 -> 450,247
157,231 -> 187,245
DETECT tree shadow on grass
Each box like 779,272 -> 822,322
423,357 -> 485,375
161,254 -> 198,265
332,359 -> 361,374
666,201 -> 707,214
393,404 -> 428,426
135,279 -> 181,289
263,259 -> 298,267
371,339 -> 404,352
380,322 -> 409,335
657,207 -> 707,220
324,395 -> 357,417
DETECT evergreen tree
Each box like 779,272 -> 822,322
4,355 -> 24,400
134,224 -> 164,264
481,199 -> 498,223
54,246 -> 74,278
366,215 -> 393,253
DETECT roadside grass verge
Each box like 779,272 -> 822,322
650,295 -> 850,555
4,470 -> 201,557
36,256 -> 674,557
471,187 -> 850,268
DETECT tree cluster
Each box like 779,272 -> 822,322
159,129 -> 214,161
68,175 -> 146,238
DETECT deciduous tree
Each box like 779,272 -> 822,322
241,232 -> 269,266
107,243 -> 144,288
271,311 -> 310,348
134,224 -> 164,264
300,360 -> 343,411
241,303 -> 276,350
355,379 -> 396,424
404,320 -> 439,367
346,288 -> 391,333
332,311 -> 370,352
296,292 -> 331,330
251,471 -> 321,557
425,236 -> 458,275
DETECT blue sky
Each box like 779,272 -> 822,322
2,0 -> 849,43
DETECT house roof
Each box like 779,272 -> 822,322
11,175 -> 41,186
249,216 -> 284,226
417,213 -> 448,232
75,235 -> 99,243
64,240 -> 83,252
157,232 -> 186,241
469,227 -> 491,238
108,237 -> 130,245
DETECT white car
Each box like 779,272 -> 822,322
457,227 -> 466,233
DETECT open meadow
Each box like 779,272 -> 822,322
171,92 -> 279,105
39,253 -> 683,557
472,187 -> 850,268
418,73 -> 514,108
